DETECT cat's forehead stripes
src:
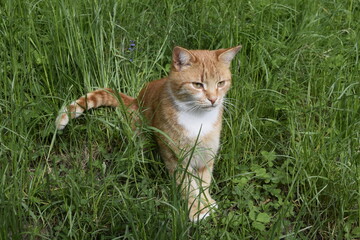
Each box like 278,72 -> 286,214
200,62 -> 206,83
191,50 -> 221,82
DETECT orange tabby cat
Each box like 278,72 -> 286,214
56,45 -> 242,221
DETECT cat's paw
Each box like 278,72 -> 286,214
189,201 -> 217,222
55,112 -> 69,130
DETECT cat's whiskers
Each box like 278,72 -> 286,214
222,99 -> 236,116
223,98 -> 236,110
187,105 -> 200,113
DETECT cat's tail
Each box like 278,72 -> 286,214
55,88 -> 138,130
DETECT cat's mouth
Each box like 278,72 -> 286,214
201,104 -> 219,109
179,100 -> 219,111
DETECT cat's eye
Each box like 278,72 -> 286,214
192,82 -> 204,89
217,81 -> 226,88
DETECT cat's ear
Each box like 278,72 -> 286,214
216,45 -> 242,66
172,46 -> 197,71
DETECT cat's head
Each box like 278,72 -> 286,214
168,45 -> 241,111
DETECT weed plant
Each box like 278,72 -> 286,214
0,0 -> 359,239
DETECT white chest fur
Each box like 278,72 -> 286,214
177,107 -> 220,138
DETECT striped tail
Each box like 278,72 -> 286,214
55,88 -> 138,130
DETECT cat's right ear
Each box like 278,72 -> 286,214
216,45 -> 242,66
172,46 -> 196,71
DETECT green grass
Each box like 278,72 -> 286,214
1,0 -> 359,239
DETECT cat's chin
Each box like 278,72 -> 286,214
175,101 -> 220,112
201,104 -> 220,110
201,106 -> 216,110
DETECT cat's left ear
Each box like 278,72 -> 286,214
216,45 -> 242,66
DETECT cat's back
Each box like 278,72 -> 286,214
136,77 -> 169,120
137,78 -> 167,103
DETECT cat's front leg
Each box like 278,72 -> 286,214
197,162 -> 217,207
172,165 -> 213,222
188,161 -> 217,221
160,146 -> 217,221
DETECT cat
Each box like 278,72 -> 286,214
56,45 -> 242,221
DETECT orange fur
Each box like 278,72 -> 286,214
56,45 -> 241,221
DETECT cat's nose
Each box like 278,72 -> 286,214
208,97 -> 217,105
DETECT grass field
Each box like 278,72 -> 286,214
1,0 -> 359,239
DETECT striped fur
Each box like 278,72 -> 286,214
56,88 -> 137,130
